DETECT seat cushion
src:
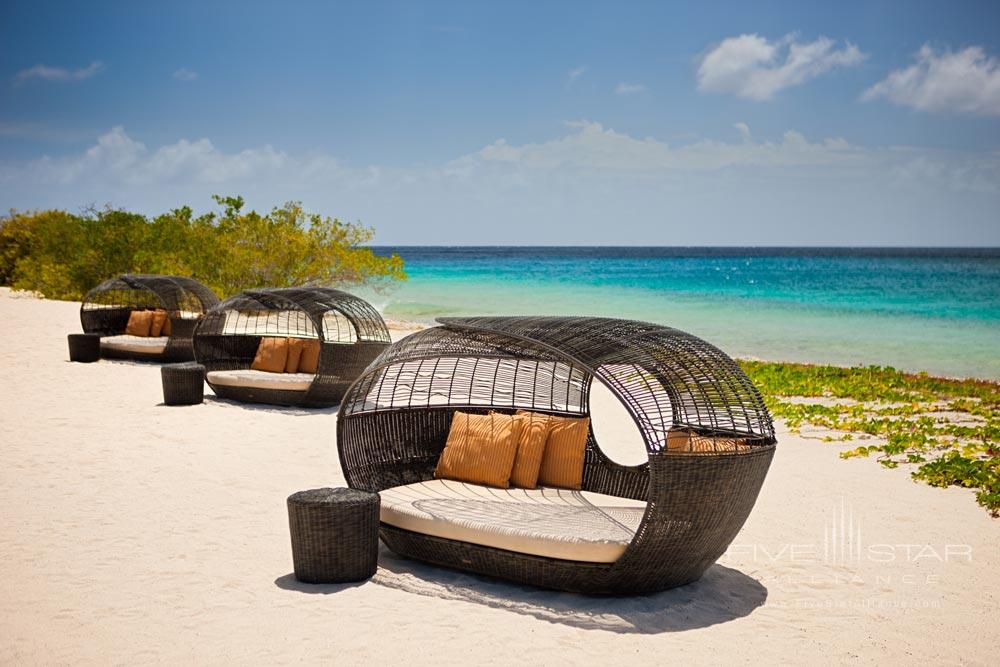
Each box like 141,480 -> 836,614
100,334 -> 169,354
206,369 -> 314,392
379,479 -> 646,563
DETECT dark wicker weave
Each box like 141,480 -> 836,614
193,287 -> 390,407
67,333 -> 101,363
337,316 -> 777,595
80,274 -> 220,362
287,487 -> 380,583
161,363 -> 205,406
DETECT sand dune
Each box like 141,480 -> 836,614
0,289 -> 996,665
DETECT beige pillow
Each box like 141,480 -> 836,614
251,337 -> 289,373
285,338 -> 305,373
298,339 -> 321,374
434,411 -> 519,488
519,410 -> 590,490
161,313 -> 171,336
149,309 -> 169,337
666,429 -> 750,454
501,411 -> 551,489
124,310 -> 154,337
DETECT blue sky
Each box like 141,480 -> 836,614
1,0 -> 999,245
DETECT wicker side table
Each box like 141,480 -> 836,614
161,362 -> 205,405
287,487 -> 380,584
68,333 -> 101,363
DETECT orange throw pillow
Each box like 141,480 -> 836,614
161,314 -> 171,336
124,310 -> 154,337
285,338 -> 306,373
297,339 -> 321,374
501,411 -> 551,489
434,411 -> 519,488
519,410 -> 590,490
149,310 -> 169,337
251,337 -> 289,373
666,429 -> 750,454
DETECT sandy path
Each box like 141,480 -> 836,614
0,291 -> 996,665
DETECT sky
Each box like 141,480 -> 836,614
1,0 -> 999,245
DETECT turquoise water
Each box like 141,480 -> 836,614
364,248 -> 1000,380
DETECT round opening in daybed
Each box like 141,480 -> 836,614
80,274 -> 220,362
193,287 -> 390,408
336,315 -> 778,595
588,380 -> 647,467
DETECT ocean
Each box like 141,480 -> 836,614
365,247 -> 1000,380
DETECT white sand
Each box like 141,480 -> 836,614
0,289 -> 997,665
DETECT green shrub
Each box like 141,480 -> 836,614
0,196 -> 405,299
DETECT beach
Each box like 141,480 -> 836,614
0,288 -> 997,665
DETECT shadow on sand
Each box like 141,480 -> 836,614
201,394 -> 340,416
277,544 -> 767,634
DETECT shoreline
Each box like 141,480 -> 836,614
5,287 -> 996,384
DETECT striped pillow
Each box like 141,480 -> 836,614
124,310 -> 154,337
503,411 -> 552,489
434,412 -> 520,488
666,429 -> 750,454
250,337 -> 289,373
518,410 -> 590,490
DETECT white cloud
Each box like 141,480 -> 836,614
567,66 -> 586,82
16,61 -> 104,83
615,82 -> 647,95
450,120 -> 859,173
0,123 -> 997,244
697,34 -> 866,100
6,126 -> 359,188
172,68 -> 198,81
862,44 -> 1000,116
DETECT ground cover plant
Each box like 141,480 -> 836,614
741,360 -> 1000,515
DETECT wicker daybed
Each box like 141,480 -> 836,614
337,316 -> 777,595
193,287 -> 391,407
80,274 -> 220,362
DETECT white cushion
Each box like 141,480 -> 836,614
100,334 -> 168,354
207,369 -> 314,392
379,479 -> 646,563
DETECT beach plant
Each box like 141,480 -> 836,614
740,360 -> 1000,516
0,196 -> 405,300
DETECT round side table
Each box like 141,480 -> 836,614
287,487 -> 380,584
161,362 -> 205,405
68,333 -> 101,363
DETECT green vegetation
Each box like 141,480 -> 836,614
740,360 -> 1000,516
0,195 -> 405,300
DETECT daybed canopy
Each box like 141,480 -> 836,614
193,287 -> 391,407
337,315 -> 776,594
80,273 -> 220,362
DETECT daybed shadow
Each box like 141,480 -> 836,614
274,573 -> 367,594
369,545 -> 767,634
97,358 -> 164,367
202,395 -> 340,416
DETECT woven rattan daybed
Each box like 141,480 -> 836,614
337,316 -> 777,595
193,287 -> 391,407
80,274 -> 220,362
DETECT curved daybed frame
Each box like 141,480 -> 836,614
81,274 -> 220,362
337,316 -> 777,595
193,287 -> 391,407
